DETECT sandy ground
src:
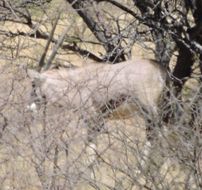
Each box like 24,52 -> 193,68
0,7 -> 201,188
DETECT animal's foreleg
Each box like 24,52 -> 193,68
83,112 -> 105,166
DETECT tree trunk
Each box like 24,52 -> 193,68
172,41 -> 195,94
66,0 -> 126,63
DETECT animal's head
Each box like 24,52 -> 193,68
27,69 -> 47,112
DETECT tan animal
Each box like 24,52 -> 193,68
28,59 -> 167,142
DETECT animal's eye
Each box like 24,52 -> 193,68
32,82 -> 36,88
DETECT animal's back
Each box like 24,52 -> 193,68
83,59 -> 166,108
38,59 -> 166,113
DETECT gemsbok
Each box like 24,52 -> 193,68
27,59 -> 167,146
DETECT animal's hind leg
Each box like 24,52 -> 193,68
140,118 -> 154,166
140,116 -> 165,181
145,118 -> 160,142
143,102 -> 163,142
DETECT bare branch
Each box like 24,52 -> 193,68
38,13 -> 60,71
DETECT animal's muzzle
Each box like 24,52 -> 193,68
27,102 -> 38,113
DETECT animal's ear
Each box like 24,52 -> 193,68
27,69 -> 46,86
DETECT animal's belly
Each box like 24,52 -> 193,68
108,103 -> 142,120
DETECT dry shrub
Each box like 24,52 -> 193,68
0,63 -> 201,190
